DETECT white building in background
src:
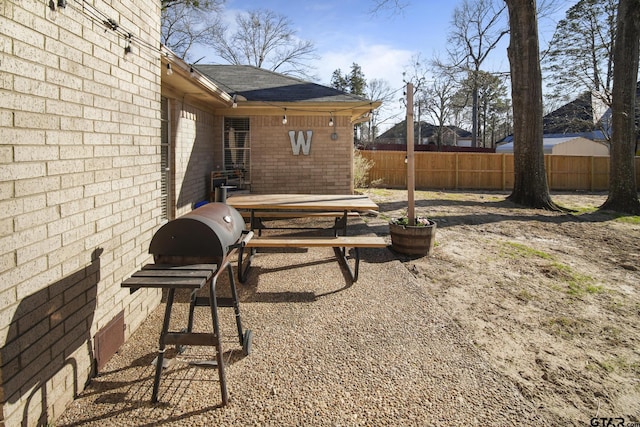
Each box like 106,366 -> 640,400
495,137 -> 610,156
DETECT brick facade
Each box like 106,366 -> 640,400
170,100 -> 221,216
248,115 -> 355,194
0,1 -> 163,425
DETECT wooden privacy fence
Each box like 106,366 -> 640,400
360,150 -> 640,191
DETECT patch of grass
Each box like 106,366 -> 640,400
614,215 -> 640,225
605,298 -> 631,316
598,360 -> 616,373
577,207 -> 640,224
585,362 -> 600,372
601,325 -> 623,345
570,206 -> 599,215
593,357 -> 640,375
545,316 -> 587,340
516,289 -> 535,302
501,241 -> 553,260
362,188 -> 393,198
416,190 -> 469,201
500,241 -> 604,297
549,262 -> 604,296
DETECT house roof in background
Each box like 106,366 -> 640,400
499,131 -> 607,143
376,120 -> 472,141
543,92 -> 598,134
195,65 -> 375,105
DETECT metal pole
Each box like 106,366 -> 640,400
406,82 -> 415,226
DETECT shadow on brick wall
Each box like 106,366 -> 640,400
0,248 -> 101,426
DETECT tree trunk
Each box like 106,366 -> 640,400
505,0 -> 559,209
601,0 -> 640,214
472,84 -> 479,147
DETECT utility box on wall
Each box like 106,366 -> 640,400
95,311 -> 125,372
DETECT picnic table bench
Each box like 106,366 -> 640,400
227,194 -> 388,283
238,234 -> 387,283
239,210 -> 362,236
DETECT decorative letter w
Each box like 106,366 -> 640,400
289,130 -> 312,155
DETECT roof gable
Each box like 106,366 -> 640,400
195,65 -> 371,104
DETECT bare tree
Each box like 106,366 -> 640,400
365,78 -> 396,143
401,54 -> 431,146
543,0 -> 617,139
161,1 -> 224,61
162,0 -> 210,9
209,9 -> 317,78
448,0 -> 509,147
421,71 -> 457,149
600,0 -> 640,214
452,70 -> 510,147
369,0 -> 408,14
505,0 -> 560,210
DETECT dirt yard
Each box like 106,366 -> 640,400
363,189 -> 640,426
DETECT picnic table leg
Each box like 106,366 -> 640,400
237,245 -> 255,283
333,246 -> 361,282
152,287 -> 175,403
249,210 -> 267,236
333,210 -> 349,236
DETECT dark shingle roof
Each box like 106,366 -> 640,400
194,65 -> 370,104
542,92 -> 596,134
377,120 -> 471,140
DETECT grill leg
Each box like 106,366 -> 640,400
209,264 -> 229,405
152,288 -> 175,403
186,289 -> 197,332
226,262 -> 245,347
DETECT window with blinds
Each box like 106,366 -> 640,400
224,117 -> 250,185
160,97 -> 171,220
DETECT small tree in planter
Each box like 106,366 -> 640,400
389,82 -> 437,256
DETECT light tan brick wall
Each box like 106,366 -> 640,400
171,101 -> 219,216
0,0 -> 162,425
248,115 -> 354,194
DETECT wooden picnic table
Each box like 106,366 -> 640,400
226,193 -> 379,235
225,193 -> 379,212
226,194 -> 386,283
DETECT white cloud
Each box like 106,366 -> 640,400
314,41 -> 413,89
311,41 -> 415,130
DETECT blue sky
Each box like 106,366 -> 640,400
191,0 -> 573,125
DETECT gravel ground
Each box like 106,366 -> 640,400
57,217 -> 550,426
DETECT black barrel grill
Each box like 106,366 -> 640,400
122,202 -> 253,405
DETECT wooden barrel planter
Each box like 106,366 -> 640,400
389,220 -> 436,256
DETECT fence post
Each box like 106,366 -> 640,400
455,153 -> 459,190
590,156 -> 595,192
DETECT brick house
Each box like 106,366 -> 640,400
1,2 -> 379,425
161,56 -> 380,218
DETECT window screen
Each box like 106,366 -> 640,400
160,97 -> 171,220
224,117 -> 250,185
